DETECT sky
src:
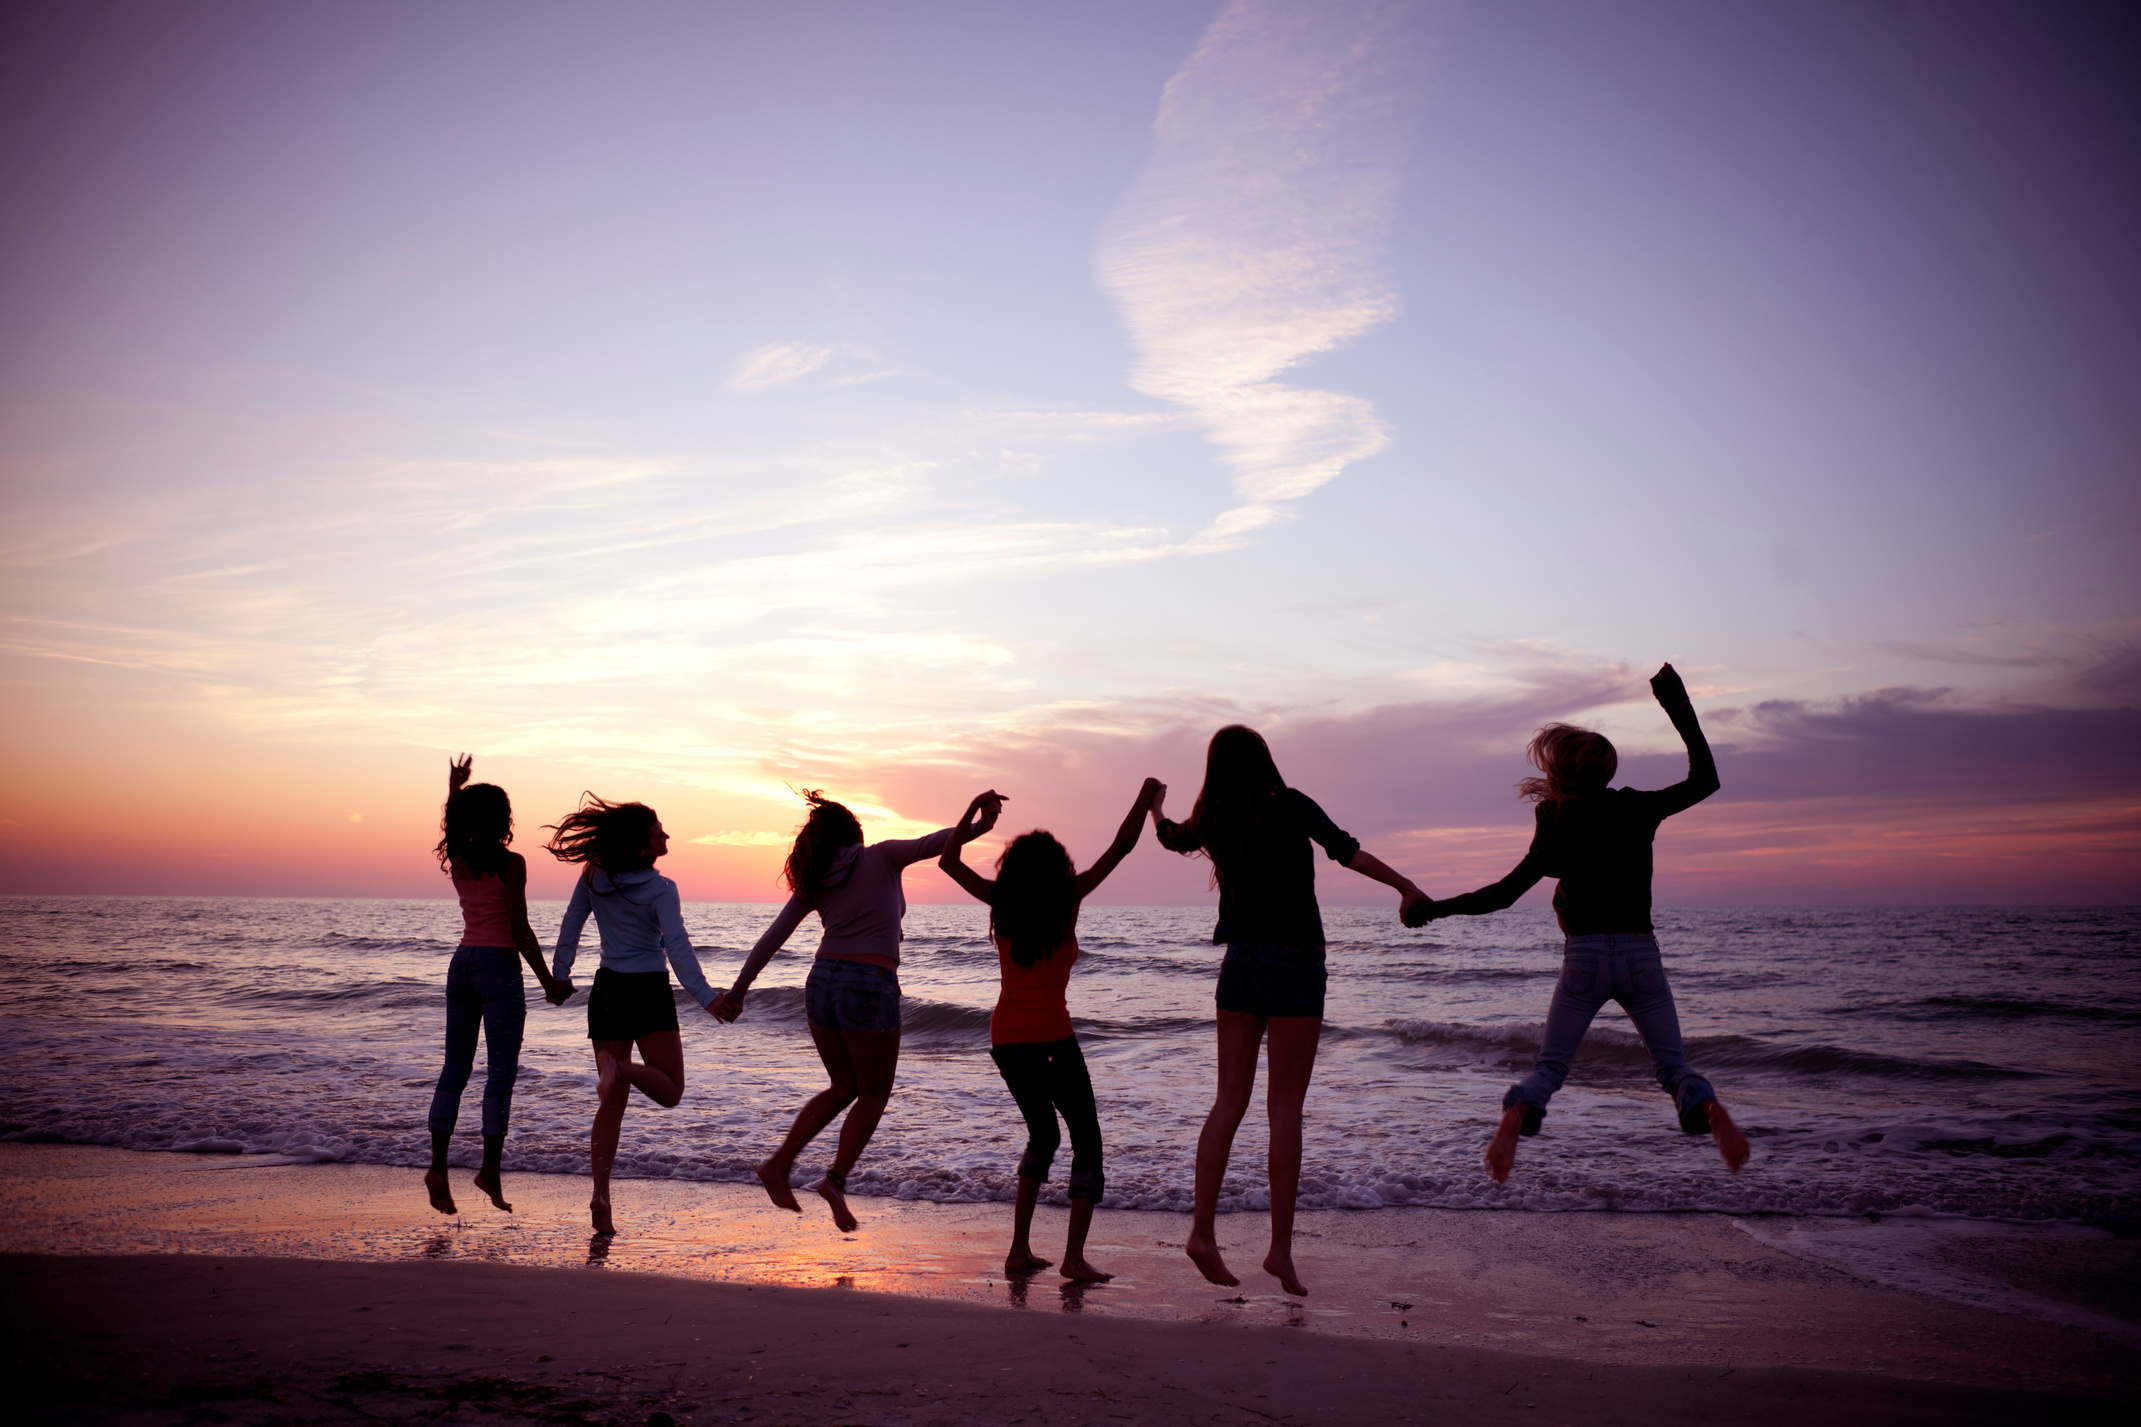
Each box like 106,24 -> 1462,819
2,0 -> 2136,905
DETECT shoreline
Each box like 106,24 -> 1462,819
5,1142 -> 2137,1417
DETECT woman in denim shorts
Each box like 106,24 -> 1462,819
715,790 -> 999,1231
1415,664 -> 1750,1183
1154,726 -> 1428,1298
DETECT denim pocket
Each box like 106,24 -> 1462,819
1631,964 -> 1666,996
1558,958 -> 1598,995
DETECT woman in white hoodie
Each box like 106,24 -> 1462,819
713,789 -> 1000,1231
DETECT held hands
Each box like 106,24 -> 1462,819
957,789 -> 1007,843
1400,893 -> 1438,928
449,753 -> 473,792
710,989 -> 745,1023
544,979 -> 574,1006
1137,776 -> 1164,810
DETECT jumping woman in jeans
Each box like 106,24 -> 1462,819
425,755 -> 568,1216
546,796 -> 725,1236
1154,727 -> 1428,1297
714,791 -> 998,1233
938,778 -> 1162,1281
1414,664 -> 1751,1181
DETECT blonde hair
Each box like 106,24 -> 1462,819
1517,723 -> 1618,802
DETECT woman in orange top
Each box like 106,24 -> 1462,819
939,778 -> 1162,1281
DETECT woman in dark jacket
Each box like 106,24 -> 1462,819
1416,664 -> 1750,1183
1154,725 -> 1426,1297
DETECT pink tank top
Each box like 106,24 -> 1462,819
454,874 -> 515,948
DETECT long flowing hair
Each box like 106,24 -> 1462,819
1517,724 -> 1618,803
544,795 -> 660,889
991,831 -> 1077,968
783,790 -> 863,906
436,784 -> 514,880
1184,724 -> 1285,871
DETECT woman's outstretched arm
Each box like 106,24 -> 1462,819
1645,663 -> 1720,816
711,895 -> 809,1021
1344,847 -> 1432,923
1074,778 -> 1163,899
938,791 -> 1005,904
499,853 -> 568,1004
549,870 -> 594,992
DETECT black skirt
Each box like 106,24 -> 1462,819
587,967 -> 680,1042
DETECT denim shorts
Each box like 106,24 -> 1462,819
1215,940 -> 1327,1019
805,957 -> 902,1031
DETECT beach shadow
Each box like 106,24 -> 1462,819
585,1235 -> 612,1268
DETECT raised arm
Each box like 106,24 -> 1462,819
449,753 -> 472,796
1646,663 -> 1720,817
710,893 -> 811,1021
937,791 -> 1005,904
1074,778 -> 1162,899
1149,781 -> 1201,854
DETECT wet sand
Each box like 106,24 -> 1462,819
4,1144 -> 2136,1424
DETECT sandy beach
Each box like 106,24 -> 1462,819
5,1144 -> 2135,1424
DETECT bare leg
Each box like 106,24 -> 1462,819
1060,1197 -> 1110,1282
1260,1015 -> 1321,1297
1483,1103 -> 1526,1183
1187,1010 -> 1265,1288
471,1133 -> 511,1212
1706,1101 -> 1751,1171
424,1130 -> 457,1215
759,1026 -> 860,1213
1005,1176 -> 1051,1274
816,1028 -> 900,1232
597,1032 -> 684,1108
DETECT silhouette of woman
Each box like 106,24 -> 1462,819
1154,726 -> 1428,1297
938,778 -> 1163,1282
545,795 -> 725,1235
1412,664 -> 1751,1181
425,755 -> 568,1216
713,790 -> 998,1232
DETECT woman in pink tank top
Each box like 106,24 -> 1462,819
424,755 -> 567,1217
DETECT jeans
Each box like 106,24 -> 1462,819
1506,934 -> 1719,1135
989,1035 -> 1105,1201
805,957 -> 902,1031
427,946 -> 526,1138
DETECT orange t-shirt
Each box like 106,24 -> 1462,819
990,935 -> 1078,1046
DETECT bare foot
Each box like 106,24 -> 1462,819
423,1169 -> 456,1215
815,1175 -> 859,1233
1263,1250 -> 1307,1297
1061,1257 -> 1112,1283
471,1167 -> 512,1212
1707,1101 -> 1751,1172
589,1197 -> 615,1236
1005,1250 -> 1052,1275
1185,1230 -> 1239,1287
1483,1103 -> 1525,1183
756,1159 -> 801,1212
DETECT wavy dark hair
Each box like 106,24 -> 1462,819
991,831 -> 1077,968
783,790 -> 863,905
1183,724 -> 1285,870
544,795 -> 661,884
1517,723 -> 1618,803
436,783 -> 514,880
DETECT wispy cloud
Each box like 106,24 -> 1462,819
726,341 -> 835,393
1095,0 -> 1428,542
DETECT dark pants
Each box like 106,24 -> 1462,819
427,946 -> 526,1139
1506,933 -> 1719,1135
989,1035 -> 1105,1202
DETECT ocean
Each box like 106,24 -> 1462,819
2,897 -> 2134,1225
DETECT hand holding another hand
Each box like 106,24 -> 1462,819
1649,663 -> 1690,708
1400,892 -> 1437,929
710,989 -> 744,1023
544,979 -> 573,1006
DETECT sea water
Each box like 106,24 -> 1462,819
1,898 -> 2134,1224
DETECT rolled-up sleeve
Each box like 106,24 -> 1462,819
1154,816 -> 1202,854
1287,790 -> 1361,866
